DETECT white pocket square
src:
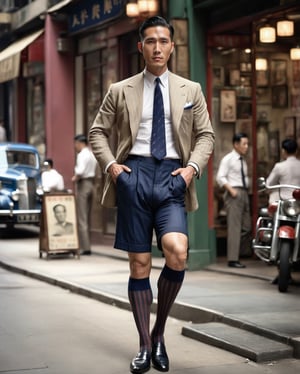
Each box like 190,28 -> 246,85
184,102 -> 193,109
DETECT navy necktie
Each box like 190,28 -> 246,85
151,77 -> 166,160
240,156 -> 246,188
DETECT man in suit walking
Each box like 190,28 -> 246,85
89,16 -> 214,373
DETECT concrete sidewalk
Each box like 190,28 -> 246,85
1,226 -> 300,362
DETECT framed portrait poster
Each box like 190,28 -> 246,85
220,90 -> 237,122
271,60 -> 287,85
284,117 -> 296,138
229,69 -> 240,86
213,66 -> 224,87
269,131 -> 280,160
272,85 -> 288,108
39,193 -> 80,259
256,70 -> 268,87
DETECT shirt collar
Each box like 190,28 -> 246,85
144,69 -> 169,88
232,149 -> 242,159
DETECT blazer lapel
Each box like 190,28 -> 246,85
124,73 -> 144,142
169,73 -> 187,133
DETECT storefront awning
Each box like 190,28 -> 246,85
0,29 -> 44,84
48,0 -> 73,13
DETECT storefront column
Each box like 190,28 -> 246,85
168,0 -> 216,269
44,15 -> 75,190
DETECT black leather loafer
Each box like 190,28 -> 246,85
228,261 -> 246,268
152,342 -> 169,372
130,349 -> 151,374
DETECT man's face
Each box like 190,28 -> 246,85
54,206 -> 66,224
234,137 -> 249,156
138,26 -> 174,76
74,140 -> 82,153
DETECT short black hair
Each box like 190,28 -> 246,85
282,138 -> 297,154
74,134 -> 87,144
232,133 -> 248,144
139,16 -> 174,41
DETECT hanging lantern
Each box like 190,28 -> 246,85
259,26 -> 276,43
255,58 -> 268,71
126,3 -> 139,17
277,20 -> 294,37
290,47 -> 300,60
126,1 -> 158,18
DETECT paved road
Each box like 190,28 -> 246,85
1,224 -> 300,370
1,267 -> 300,374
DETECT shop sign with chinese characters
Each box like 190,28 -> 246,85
68,0 -> 126,34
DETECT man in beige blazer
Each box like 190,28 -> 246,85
89,16 -> 214,374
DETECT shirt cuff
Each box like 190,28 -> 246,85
187,161 -> 200,177
104,160 -> 117,173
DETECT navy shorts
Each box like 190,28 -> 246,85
114,156 -> 188,253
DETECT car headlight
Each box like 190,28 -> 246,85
283,199 -> 300,216
11,189 -> 20,201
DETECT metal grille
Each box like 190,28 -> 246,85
27,177 -> 37,209
17,179 -> 28,209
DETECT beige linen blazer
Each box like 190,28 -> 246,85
89,71 -> 215,212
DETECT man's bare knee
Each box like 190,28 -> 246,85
128,252 -> 152,278
161,233 -> 188,270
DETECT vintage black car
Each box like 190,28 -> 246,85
0,143 -> 43,226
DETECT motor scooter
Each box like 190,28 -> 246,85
252,177 -> 300,292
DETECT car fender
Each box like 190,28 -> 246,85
0,194 -> 12,209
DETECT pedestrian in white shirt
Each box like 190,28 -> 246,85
42,158 -> 64,192
72,134 -> 97,255
266,138 -> 300,203
216,133 -> 252,268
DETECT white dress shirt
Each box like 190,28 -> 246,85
266,156 -> 300,202
42,169 -> 64,192
129,69 -> 180,159
75,146 -> 97,179
216,149 -> 249,188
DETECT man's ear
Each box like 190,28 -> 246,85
170,42 -> 175,54
137,41 -> 143,53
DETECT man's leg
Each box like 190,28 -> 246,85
240,192 -> 252,257
225,192 -> 243,262
76,180 -> 92,252
151,232 -> 187,372
128,252 -> 152,374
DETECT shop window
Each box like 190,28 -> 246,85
84,51 -> 103,129
212,48 -> 253,187
119,32 -> 141,78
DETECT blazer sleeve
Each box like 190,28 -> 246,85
89,86 -> 118,171
188,83 -> 215,176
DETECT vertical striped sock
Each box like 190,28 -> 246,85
128,277 -> 153,351
151,265 -> 185,344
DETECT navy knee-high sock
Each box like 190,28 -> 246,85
151,265 -> 185,344
128,277 -> 153,351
